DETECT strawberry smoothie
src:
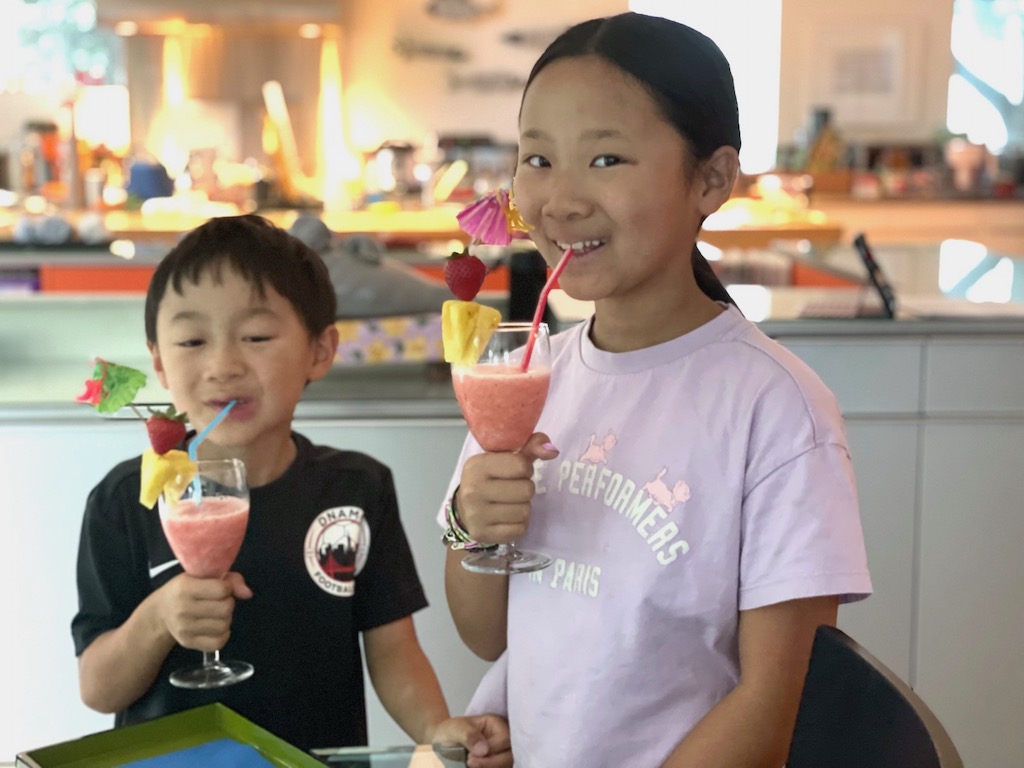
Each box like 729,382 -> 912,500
453,364 -> 551,451
162,496 -> 249,578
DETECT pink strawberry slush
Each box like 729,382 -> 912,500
453,364 -> 551,451
162,496 -> 249,578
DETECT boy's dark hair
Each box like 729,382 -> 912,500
144,214 -> 337,343
524,12 -> 740,306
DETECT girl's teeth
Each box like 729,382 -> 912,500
558,240 -> 604,253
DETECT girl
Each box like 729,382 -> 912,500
440,13 -> 871,768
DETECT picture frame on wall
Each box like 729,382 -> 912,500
808,21 -> 925,126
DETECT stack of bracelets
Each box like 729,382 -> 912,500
441,491 -> 494,552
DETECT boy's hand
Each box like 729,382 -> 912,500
457,432 -> 559,545
158,571 -> 253,652
429,714 -> 513,768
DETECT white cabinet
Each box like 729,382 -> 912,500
916,423 -> 1024,768
777,331 -> 1024,768
0,422 -> 140,759
838,422 -> 918,682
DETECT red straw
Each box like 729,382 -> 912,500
520,247 -> 573,371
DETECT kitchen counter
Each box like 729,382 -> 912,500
5,236 -> 1024,420
0,197 -> 846,252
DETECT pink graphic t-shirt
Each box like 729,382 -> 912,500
440,305 -> 872,767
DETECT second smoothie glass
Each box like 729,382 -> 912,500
451,322 -> 553,575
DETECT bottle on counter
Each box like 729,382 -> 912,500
804,108 -> 845,174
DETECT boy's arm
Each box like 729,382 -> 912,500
660,595 -> 839,768
363,616 -> 452,743
78,572 -> 251,713
78,590 -> 177,713
364,616 -> 512,767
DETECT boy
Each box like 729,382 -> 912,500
72,215 -> 510,766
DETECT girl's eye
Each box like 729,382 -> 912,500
592,155 -> 622,168
521,154 -> 550,169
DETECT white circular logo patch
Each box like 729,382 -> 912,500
304,506 -> 370,597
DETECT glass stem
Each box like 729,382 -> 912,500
202,650 -> 221,668
493,543 -> 515,559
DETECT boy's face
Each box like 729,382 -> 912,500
148,265 -> 337,454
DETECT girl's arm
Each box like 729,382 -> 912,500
444,546 -> 509,660
661,595 -> 840,768
443,438 -> 557,661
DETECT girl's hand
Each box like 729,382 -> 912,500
157,571 -> 252,652
457,432 -> 559,545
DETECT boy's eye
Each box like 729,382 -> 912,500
176,339 -> 204,348
592,155 -> 622,168
244,335 -> 274,343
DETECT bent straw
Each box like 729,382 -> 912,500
520,248 -> 573,372
187,399 -> 237,503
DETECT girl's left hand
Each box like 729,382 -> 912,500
429,714 -> 513,768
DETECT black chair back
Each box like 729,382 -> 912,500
787,625 -> 963,768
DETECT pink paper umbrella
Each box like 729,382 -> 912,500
456,189 -> 528,246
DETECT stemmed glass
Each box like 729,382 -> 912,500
158,458 -> 253,689
451,322 -> 553,575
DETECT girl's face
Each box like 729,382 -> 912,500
514,55 -> 726,316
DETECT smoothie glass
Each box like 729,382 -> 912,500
157,458 -> 253,689
451,322 -> 553,575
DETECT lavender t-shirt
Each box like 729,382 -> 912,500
441,306 -> 872,767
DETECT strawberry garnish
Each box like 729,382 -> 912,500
145,405 -> 188,455
444,251 -> 487,301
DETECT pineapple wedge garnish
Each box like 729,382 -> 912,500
442,300 -> 501,368
140,449 -> 196,509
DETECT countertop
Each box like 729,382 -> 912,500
4,240 -> 1024,420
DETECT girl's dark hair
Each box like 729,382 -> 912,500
525,12 -> 740,307
144,214 -> 337,343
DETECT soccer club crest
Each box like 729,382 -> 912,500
304,506 -> 371,597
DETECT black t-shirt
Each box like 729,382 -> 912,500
72,432 -> 428,751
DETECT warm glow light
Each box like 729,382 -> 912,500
162,37 -> 185,106
318,36 -> 362,211
114,21 -> 138,36
74,85 -> 131,155
299,23 -> 322,39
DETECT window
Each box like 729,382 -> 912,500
628,0 -> 783,173
1,0 -> 124,93
946,0 -> 1023,153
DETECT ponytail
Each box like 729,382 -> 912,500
691,244 -> 736,308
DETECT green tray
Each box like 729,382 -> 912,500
16,704 -> 323,768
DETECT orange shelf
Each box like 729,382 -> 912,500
39,264 -> 156,293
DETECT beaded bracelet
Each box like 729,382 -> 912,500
441,491 -> 492,552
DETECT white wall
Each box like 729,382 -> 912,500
779,0 -> 955,145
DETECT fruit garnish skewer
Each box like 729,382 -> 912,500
75,358 -> 196,508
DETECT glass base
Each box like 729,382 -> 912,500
169,659 -> 254,690
461,545 -> 552,575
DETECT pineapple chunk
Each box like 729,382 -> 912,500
140,449 -> 197,509
442,300 -> 501,368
